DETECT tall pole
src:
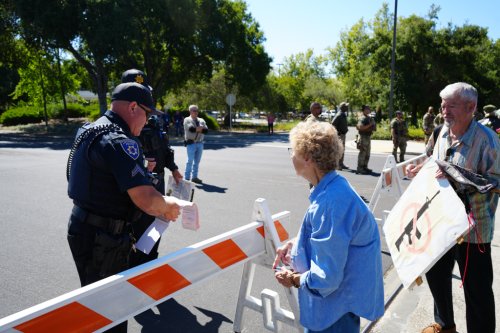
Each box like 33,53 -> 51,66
389,0 -> 398,120
276,63 -> 283,76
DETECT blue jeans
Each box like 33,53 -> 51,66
304,312 -> 360,333
185,142 -> 203,180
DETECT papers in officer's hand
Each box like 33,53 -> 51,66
135,198 -> 200,254
166,176 -> 195,202
176,198 -> 200,231
134,217 -> 170,255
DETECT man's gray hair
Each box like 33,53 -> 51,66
310,102 -> 321,110
189,104 -> 199,112
440,82 -> 478,105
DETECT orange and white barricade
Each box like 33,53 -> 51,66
369,154 -> 427,211
233,198 -> 302,333
0,198 -> 298,333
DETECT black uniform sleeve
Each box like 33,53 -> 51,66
99,135 -> 151,192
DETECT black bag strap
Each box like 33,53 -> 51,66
432,124 -> 443,147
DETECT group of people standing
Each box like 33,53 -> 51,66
64,71 -> 499,333
276,82 -> 499,333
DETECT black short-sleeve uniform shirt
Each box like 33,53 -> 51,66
68,111 -> 151,220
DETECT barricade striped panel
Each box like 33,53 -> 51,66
0,216 -> 291,333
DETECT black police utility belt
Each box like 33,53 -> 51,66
72,205 -> 128,235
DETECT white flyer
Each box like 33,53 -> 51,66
135,198 -> 200,254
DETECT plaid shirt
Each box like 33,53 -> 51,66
427,121 -> 500,243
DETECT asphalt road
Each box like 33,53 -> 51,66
0,128 -> 400,332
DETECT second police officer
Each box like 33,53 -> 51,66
121,69 -> 183,266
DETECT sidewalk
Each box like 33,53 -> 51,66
348,138 -> 426,156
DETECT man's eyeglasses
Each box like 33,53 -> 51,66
288,147 -> 294,157
137,103 -> 153,116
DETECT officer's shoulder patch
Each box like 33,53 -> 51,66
120,139 -> 140,160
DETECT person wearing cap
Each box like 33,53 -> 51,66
406,82 -> 500,333
121,68 -> 153,91
304,102 -> 324,122
422,106 -> 436,145
479,104 -> 500,133
120,69 -> 183,269
66,82 -> 180,333
356,105 -> 376,174
121,69 -> 183,192
332,102 -> 349,169
390,110 -> 408,163
184,104 -> 208,184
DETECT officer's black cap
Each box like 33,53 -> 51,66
121,69 -> 152,91
111,82 -> 155,110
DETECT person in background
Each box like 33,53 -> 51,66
407,82 -> 500,333
174,110 -> 184,137
121,69 -> 182,193
121,69 -> 182,268
304,102 -> 323,122
434,107 -> 444,127
66,83 -> 180,333
332,102 -> 349,170
473,107 -> 484,121
267,112 -> 276,135
356,105 -> 376,174
273,121 -> 384,333
479,104 -> 500,133
184,104 -> 208,184
390,110 -> 408,162
422,106 -> 436,145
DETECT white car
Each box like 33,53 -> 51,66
319,111 -> 333,121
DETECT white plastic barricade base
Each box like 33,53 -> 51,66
369,154 -> 427,211
0,198 -> 294,333
233,198 -> 303,333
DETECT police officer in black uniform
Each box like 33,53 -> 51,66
66,82 -> 180,333
121,69 -> 183,193
120,69 -> 183,267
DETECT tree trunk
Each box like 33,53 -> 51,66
67,45 -> 108,115
37,55 -> 48,127
55,49 -> 68,122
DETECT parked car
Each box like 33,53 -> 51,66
319,110 -> 333,121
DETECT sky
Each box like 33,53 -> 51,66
244,0 -> 499,67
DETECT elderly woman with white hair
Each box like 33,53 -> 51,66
273,121 -> 384,333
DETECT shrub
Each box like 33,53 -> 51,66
51,103 -> 86,119
199,111 -> 219,130
0,105 -> 44,126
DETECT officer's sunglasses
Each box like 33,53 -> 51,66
136,103 -> 153,116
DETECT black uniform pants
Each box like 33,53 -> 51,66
129,214 -> 160,267
67,214 -> 130,333
425,242 -> 495,333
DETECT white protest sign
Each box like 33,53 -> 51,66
383,158 -> 472,288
